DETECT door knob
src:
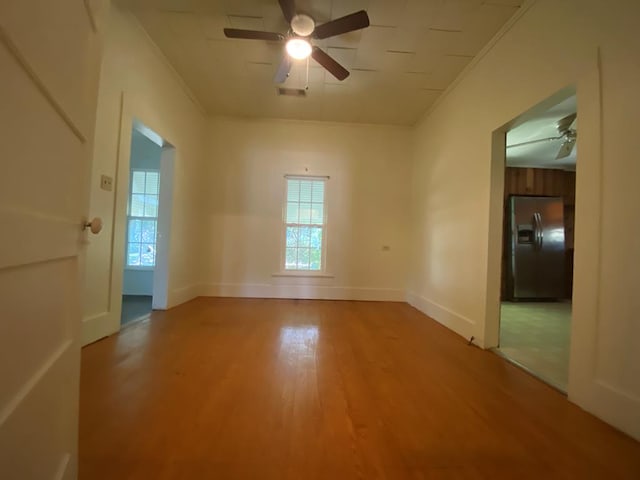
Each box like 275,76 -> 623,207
84,217 -> 103,234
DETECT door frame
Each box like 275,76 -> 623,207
484,52 -> 604,408
107,93 -> 175,333
484,86 -> 577,348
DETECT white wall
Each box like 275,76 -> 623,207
408,0 -> 640,439
203,117 -> 412,301
122,269 -> 153,296
130,129 -> 161,170
121,131 -> 162,296
82,2 -> 207,344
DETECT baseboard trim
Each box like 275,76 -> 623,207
574,380 -> 640,441
81,311 -> 111,346
406,291 -> 478,344
201,283 -> 405,302
169,284 -> 203,308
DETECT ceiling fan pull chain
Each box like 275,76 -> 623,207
305,56 -> 310,90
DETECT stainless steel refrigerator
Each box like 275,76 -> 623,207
506,195 -> 566,300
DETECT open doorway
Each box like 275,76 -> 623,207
496,92 -> 577,392
120,121 -> 174,326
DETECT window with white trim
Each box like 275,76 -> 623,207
284,177 -> 327,271
126,170 -> 159,267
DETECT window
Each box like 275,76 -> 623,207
126,170 -> 159,267
284,177 -> 326,271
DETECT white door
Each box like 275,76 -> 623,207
0,1 -> 105,479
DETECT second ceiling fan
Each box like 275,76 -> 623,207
507,113 -> 578,160
224,0 -> 370,82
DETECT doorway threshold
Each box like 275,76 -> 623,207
491,347 -> 567,395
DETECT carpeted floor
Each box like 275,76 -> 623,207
498,301 -> 571,392
120,295 -> 152,326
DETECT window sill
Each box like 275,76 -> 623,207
272,271 -> 334,279
125,266 -> 155,271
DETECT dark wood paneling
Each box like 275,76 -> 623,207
503,167 -> 575,205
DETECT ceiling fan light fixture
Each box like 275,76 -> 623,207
286,38 -> 312,59
222,5 -> 371,82
290,14 -> 315,36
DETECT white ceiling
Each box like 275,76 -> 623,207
506,95 -> 577,170
126,0 -> 524,125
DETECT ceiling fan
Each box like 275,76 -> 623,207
223,0 -> 370,82
507,113 -> 578,160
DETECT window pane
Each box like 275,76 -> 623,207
140,244 -> 155,266
285,248 -> 297,269
132,171 -> 146,194
299,181 -> 312,202
298,248 -> 310,269
128,219 -> 141,243
298,203 -> 312,224
286,202 -> 299,223
287,180 -> 300,202
310,228 -> 322,248
286,227 -> 298,247
145,172 -> 159,195
299,227 -> 311,247
284,178 -> 326,271
310,248 -> 322,270
312,181 -> 324,203
144,195 -> 158,217
310,204 -> 323,225
127,243 -> 141,266
141,220 -> 156,243
131,194 -> 145,216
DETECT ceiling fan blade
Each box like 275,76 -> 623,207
274,55 -> 292,84
311,47 -> 349,80
507,136 -> 562,149
278,0 -> 296,23
313,10 -> 370,39
557,112 -> 577,133
556,138 -> 576,159
224,29 -> 284,41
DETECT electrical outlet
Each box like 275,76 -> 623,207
100,175 -> 113,191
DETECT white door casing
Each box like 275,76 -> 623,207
483,51 -> 640,439
0,1 -> 105,478
81,97 -> 177,346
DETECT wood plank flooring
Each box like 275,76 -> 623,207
79,298 -> 640,479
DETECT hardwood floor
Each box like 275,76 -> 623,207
79,298 -> 640,479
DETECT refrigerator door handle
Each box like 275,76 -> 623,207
534,212 -> 544,249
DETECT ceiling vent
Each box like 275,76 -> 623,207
277,87 -> 307,97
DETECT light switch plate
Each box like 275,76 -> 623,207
100,174 -> 113,191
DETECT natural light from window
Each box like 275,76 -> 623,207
127,170 -> 159,267
284,178 -> 326,271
